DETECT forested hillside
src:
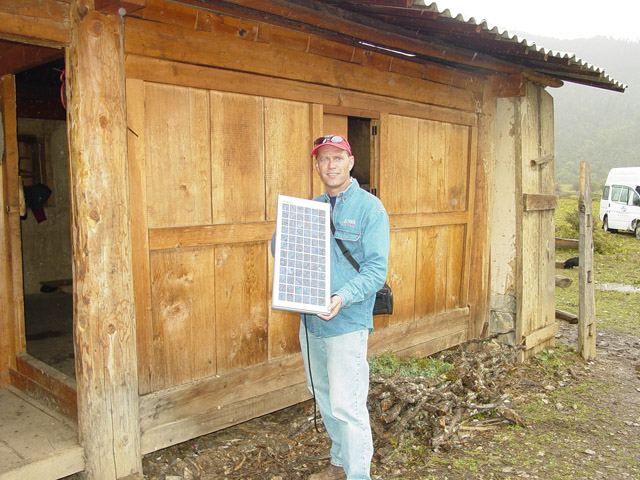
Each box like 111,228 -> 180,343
513,34 -> 640,190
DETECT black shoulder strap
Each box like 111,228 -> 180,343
330,217 -> 360,272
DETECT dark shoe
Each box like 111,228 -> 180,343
308,463 -> 346,480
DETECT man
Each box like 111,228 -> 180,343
302,134 -> 390,480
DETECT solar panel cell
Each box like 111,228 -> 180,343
272,195 -> 332,315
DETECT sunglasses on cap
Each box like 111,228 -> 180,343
313,135 -> 346,146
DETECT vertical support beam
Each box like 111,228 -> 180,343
67,2 -> 142,478
0,75 -> 19,385
578,161 -> 596,361
470,79 -> 495,339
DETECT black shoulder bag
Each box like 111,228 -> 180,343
330,219 -> 393,315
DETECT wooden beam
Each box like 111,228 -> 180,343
67,4 -> 141,478
578,161 -> 596,361
530,153 -> 554,166
125,54 -> 478,127
176,0 -> 533,76
124,16 -> 480,113
466,78 -> 494,340
0,41 -> 63,76
555,237 -> 578,249
0,0 -> 70,47
95,0 -> 145,14
0,74 -> 19,385
523,193 -> 558,211
10,353 -> 78,419
523,321 -> 558,349
555,309 -> 578,324
490,73 -> 526,98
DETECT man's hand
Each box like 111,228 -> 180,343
318,295 -> 343,321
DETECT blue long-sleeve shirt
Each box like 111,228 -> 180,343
272,178 -> 390,337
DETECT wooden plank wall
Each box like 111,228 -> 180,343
128,81 -> 310,394
119,0 -> 485,451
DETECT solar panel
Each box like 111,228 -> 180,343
272,195 -> 331,316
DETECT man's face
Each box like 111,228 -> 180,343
314,145 -> 354,196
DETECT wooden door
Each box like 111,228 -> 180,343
519,86 -> 558,357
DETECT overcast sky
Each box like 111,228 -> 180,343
438,0 -> 640,42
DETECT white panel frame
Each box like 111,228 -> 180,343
272,195 -> 331,316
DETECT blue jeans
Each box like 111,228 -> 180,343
299,322 -> 373,480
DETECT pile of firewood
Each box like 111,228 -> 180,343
368,336 -> 525,462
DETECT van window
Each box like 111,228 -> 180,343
612,186 -> 622,202
602,186 -> 610,200
632,191 -> 640,207
620,187 -> 630,204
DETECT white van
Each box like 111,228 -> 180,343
599,167 -> 640,239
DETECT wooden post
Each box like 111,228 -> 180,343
0,75 -> 18,385
578,162 -> 596,360
67,2 -> 142,478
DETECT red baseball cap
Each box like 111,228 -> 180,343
311,135 -> 352,157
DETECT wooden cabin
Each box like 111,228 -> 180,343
0,1 -> 625,478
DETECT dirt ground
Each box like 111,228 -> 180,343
133,322 -> 640,480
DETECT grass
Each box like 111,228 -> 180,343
368,352 -> 454,378
555,195 -> 640,335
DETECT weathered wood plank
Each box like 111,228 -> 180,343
95,0 -> 145,14
524,322 -> 558,349
523,193 -> 558,211
126,77 -> 155,394
125,55 -> 477,127
555,237 -> 579,249
0,75 -> 19,384
139,352 -> 307,452
389,211 -> 468,230
462,124 -> 479,319
539,89 -> 555,193
124,17 -> 479,112
141,382 -> 309,454
214,243 -> 268,373
382,114 -> 418,214
416,226 -> 444,317
11,353 -> 77,419
490,73 -> 526,98
149,247 -> 216,390
67,8 -> 141,477
264,97 -> 312,220
556,309 -> 578,324
144,82 -> 212,228
148,222 -> 274,250
210,91 -> 266,224
0,386 -> 84,480
386,229 -> 417,326
417,119 -> 444,213
444,123 -> 470,212
369,307 -> 469,353
0,43 -> 63,76
0,0 -> 70,46
393,329 -> 467,360
310,104 -> 325,198
445,224 -> 465,310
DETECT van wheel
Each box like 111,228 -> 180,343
603,217 -> 617,233
636,224 -> 640,240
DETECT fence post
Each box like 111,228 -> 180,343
578,162 -> 596,360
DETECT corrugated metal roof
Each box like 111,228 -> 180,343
323,0 -> 626,92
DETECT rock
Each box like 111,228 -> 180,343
584,449 -> 596,456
